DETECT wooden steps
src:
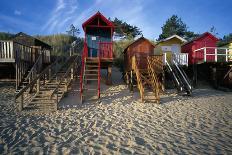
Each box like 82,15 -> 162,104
131,56 -> 160,103
80,58 -> 100,103
15,55 -> 81,113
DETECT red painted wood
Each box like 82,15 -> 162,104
124,37 -> 155,71
181,32 -> 219,64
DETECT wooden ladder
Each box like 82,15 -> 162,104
80,57 -> 100,103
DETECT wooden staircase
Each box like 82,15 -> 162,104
131,56 -> 160,103
80,58 -> 100,103
15,56 -> 81,113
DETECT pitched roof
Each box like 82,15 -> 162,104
82,11 -> 114,29
159,35 -> 187,43
183,32 -> 219,46
123,36 -> 155,53
14,32 -> 52,49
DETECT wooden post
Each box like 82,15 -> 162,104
65,78 -> 68,92
106,65 -> 112,85
193,64 -> 198,88
129,70 -> 133,92
49,68 -> 52,81
212,67 -> 218,89
71,64 -> 74,80
226,49 -> 228,62
164,53 -> 167,65
204,48 -> 207,62
19,92 -> 23,111
215,48 -> 217,62
37,77 -> 40,93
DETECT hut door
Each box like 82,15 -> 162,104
171,44 -> 180,54
89,36 -> 99,57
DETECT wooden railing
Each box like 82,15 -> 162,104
163,53 -> 188,66
99,42 -> 113,58
147,57 -> 160,102
24,54 -> 43,83
15,59 -> 59,111
80,43 -> 88,99
173,53 -> 188,66
0,41 -> 14,60
132,56 -> 144,101
193,47 -> 232,63
50,56 -> 81,105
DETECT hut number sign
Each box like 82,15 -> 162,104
92,36 -> 97,40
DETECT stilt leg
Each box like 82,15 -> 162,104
106,65 -> 112,85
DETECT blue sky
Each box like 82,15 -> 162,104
0,0 -> 231,40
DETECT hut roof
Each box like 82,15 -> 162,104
13,32 -> 52,50
183,32 -> 219,46
123,37 -> 155,53
158,35 -> 187,43
82,11 -> 114,29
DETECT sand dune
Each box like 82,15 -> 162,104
0,68 -> 232,154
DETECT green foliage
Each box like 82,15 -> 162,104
217,33 -> 232,46
110,18 -> 142,39
0,32 -> 14,40
158,15 -> 199,41
35,34 -> 83,56
113,39 -> 134,72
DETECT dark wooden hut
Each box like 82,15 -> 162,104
124,37 -> 156,72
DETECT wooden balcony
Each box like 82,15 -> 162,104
0,40 -> 51,64
193,47 -> 232,64
86,42 -> 113,62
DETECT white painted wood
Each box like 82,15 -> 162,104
215,48 -> 217,62
204,48 -> 207,62
163,53 -> 167,65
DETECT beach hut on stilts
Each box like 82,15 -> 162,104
124,37 -> 164,103
181,32 -> 232,89
155,35 -> 192,95
80,11 -> 114,103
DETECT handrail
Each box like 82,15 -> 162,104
132,55 -> 144,101
15,58 -> 59,99
173,59 -> 192,92
50,56 -> 81,99
24,54 -> 42,82
80,42 -> 88,98
147,57 -> 160,102
165,59 -> 181,88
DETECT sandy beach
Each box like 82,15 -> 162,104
0,68 -> 232,154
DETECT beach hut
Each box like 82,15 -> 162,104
181,32 -> 232,88
0,32 -> 52,90
124,37 -> 156,72
13,32 -> 51,64
80,11 -> 114,101
181,32 -> 219,64
154,35 -> 187,65
123,37 -> 163,102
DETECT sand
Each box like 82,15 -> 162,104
0,68 -> 232,154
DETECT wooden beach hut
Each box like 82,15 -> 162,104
181,32 -> 232,88
181,32 -> 219,64
155,35 -> 188,65
123,37 -> 164,102
80,11 -> 114,102
0,32 -> 51,90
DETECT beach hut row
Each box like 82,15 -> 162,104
124,31 -> 232,100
